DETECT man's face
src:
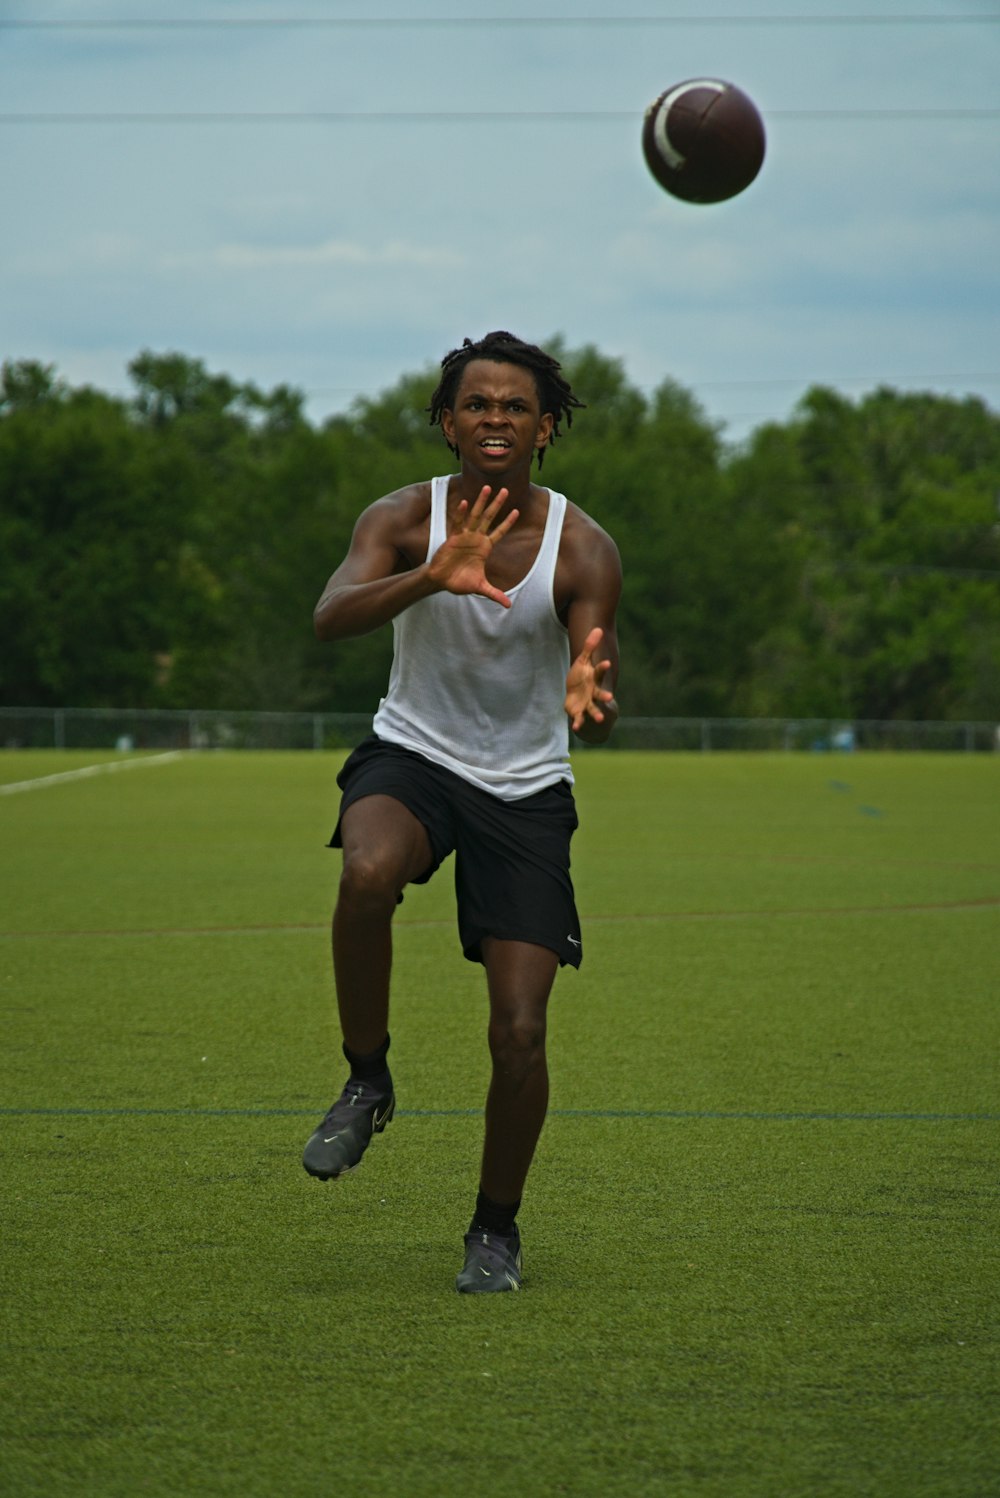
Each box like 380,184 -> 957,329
442,359 -> 554,473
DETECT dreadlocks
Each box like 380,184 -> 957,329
427,331 -> 585,469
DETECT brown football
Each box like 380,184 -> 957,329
642,79 -> 766,204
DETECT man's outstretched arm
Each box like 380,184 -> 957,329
314,486 -> 520,641
563,527 -> 622,745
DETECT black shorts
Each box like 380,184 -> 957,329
329,735 -> 582,968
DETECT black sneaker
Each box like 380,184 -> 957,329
455,1226 -> 523,1293
302,1077 -> 395,1181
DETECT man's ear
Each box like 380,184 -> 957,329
535,411 -> 555,450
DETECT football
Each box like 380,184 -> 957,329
642,79 -> 766,204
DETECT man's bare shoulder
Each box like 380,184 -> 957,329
562,501 -> 621,567
360,480 -> 433,528
350,480 -> 432,557
553,500 -> 622,617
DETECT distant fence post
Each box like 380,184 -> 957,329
2,708 -> 997,754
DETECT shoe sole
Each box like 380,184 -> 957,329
303,1159 -> 361,1182
456,1274 -> 521,1293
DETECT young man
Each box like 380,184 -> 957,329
302,331 -> 621,1293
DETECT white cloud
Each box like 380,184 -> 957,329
205,237 -> 465,272
1,1 -> 998,441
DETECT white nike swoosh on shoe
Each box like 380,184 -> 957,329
480,1267 -> 492,1277
372,1103 -> 392,1129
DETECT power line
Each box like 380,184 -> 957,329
2,109 -> 997,124
3,14 -> 999,27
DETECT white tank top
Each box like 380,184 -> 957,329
372,475 -> 573,800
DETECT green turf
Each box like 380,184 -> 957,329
1,749 -> 998,1497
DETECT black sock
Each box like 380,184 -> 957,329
469,1189 -> 520,1238
343,1034 -> 391,1089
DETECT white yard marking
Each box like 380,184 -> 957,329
0,751 -> 185,795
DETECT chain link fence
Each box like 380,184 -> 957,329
2,707 -> 997,753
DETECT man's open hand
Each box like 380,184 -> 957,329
565,626 -> 614,732
427,486 -> 520,608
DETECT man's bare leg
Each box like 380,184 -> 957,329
479,936 -> 559,1205
332,794 -> 432,1055
302,794 -> 432,1181
455,937 -> 558,1292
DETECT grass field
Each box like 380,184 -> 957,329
2,748 -> 998,1498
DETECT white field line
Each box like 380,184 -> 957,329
0,751 -> 185,795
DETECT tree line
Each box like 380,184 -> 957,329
2,345 -> 999,722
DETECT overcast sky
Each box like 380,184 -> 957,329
2,2 -> 998,445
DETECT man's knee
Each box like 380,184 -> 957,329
336,796 -> 433,917
488,1012 -> 547,1081
337,848 -> 404,916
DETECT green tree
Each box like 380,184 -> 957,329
0,361 -> 187,707
4,348 -> 998,725
126,352 -> 342,712
729,386 -> 1000,720
546,350 -> 775,715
